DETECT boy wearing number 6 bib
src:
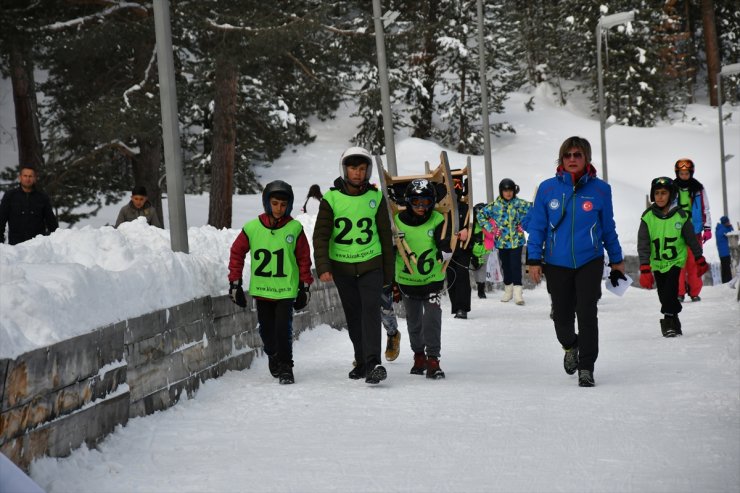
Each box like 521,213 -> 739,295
395,179 -> 454,379
228,180 -> 314,384
637,177 -> 706,338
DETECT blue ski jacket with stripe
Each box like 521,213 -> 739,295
526,164 -> 623,269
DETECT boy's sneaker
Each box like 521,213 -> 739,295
385,331 -> 401,362
278,363 -> 294,385
690,295 -> 701,302
660,317 -> 677,338
348,365 -> 366,380
426,357 -> 445,379
268,355 -> 280,378
410,352 -> 427,375
365,365 -> 387,384
578,369 -> 595,387
563,345 -> 579,375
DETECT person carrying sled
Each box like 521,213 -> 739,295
445,176 -> 472,318
312,147 -> 394,384
674,158 -> 711,302
228,180 -> 313,384
637,177 -> 707,337
477,178 -> 531,305
526,136 -> 625,388
394,179 -> 454,379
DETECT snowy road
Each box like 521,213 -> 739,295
31,285 -> 739,493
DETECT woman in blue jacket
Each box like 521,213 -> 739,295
526,136 -> 625,388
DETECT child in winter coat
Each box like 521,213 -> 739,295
637,177 -> 707,337
716,216 -> 734,283
476,179 -> 531,305
470,202 -> 493,298
394,178 -> 455,379
228,180 -> 313,384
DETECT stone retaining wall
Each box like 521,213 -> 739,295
0,280 -> 347,471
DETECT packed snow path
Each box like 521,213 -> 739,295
31,285 -> 739,493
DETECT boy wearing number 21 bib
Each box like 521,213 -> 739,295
395,179 -> 454,379
313,147 -> 395,385
637,177 -> 707,338
228,180 -> 314,384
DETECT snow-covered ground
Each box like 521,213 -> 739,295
1,82 -> 738,492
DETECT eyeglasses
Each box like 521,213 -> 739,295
409,197 -> 433,208
562,152 -> 583,159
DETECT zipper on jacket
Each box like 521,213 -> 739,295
570,186 -> 577,268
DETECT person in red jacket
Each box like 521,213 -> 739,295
227,180 -> 313,384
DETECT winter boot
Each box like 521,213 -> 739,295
348,364 -> 366,380
513,285 -> 525,305
674,316 -> 683,336
454,309 -> 467,319
365,365 -> 387,384
501,284 -> 513,302
426,357 -> 446,379
578,369 -> 595,387
563,344 -> 579,375
385,330 -> 401,362
278,362 -> 295,385
690,295 -> 701,302
660,316 -> 678,338
477,282 -> 487,299
268,354 -> 280,378
410,352 -> 427,375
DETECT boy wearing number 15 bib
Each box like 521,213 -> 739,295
637,177 -> 706,338
395,179 -> 454,379
228,180 -> 314,384
312,147 -> 394,385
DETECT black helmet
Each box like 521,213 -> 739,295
405,178 -> 436,211
499,178 -> 519,197
650,176 -> 677,204
262,180 -> 294,217
473,202 -> 486,218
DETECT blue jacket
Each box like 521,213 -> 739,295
526,164 -> 623,269
715,222 -> 733,258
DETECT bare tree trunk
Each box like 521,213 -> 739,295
133,137 -> 163,225
457,64 -> 466,153
9,32 -> 43,170
701,0 -> 720,107
412,0 -> 438,139
208,53 -> 237,228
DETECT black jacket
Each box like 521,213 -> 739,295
0,187 -> 59,245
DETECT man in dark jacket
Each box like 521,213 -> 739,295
115,186 -> 163,228
0,165 -> 58,245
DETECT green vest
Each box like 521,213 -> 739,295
394,211 -> 446,285
677,188 -> 691,215
641,208 -> 688,273
243,218 -> 303,299
323,189 -> 383,263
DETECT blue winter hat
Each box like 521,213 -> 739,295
720,216 -> 730,225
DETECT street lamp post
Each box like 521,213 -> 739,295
596,10 -> 635,183
717,63 -> 740,217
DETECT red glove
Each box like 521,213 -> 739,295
702,228 -> 712,243
695,256 -> 709,277
392,283 -> 402,303
639,265 -> 654,289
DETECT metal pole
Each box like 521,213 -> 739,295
477,0 -> 493,202
153,0 -> 188,253
596,22 -> 608,183
372,0 -> 398,175
717,75 -> 728,217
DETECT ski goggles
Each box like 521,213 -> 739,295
675,159 -> 694,171
409,197 -> 434,208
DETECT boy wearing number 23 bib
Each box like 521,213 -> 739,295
395,179 -> 454,379
313,147 -> 395,385
228,180 -> 314,384
637,177 -> 706,338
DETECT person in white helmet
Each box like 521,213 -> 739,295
313,147 -> 395,384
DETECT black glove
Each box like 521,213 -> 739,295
229,280 -> 247,307
294,283 -> 310,310
608,269 -> 627,288
470,256 -> 480,269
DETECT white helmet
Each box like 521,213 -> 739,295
339,146 -> 373,183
